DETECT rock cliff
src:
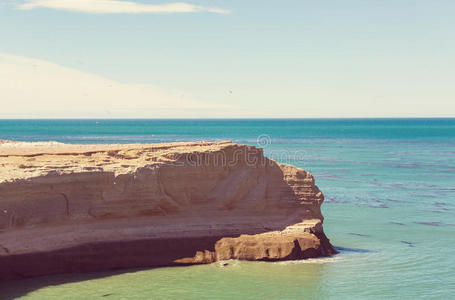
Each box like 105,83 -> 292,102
0,141 -> 335,279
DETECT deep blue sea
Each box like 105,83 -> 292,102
0,119 -> 454,299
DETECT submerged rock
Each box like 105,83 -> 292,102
0,141 -> 335,279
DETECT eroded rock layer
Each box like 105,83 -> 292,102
0,141 -> 335,279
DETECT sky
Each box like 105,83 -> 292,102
1,0 -> 454,118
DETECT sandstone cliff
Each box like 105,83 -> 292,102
0,141 -> 335,279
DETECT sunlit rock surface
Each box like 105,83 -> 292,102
0,141 -> 335,279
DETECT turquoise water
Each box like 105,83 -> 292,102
0,119 -> 454,299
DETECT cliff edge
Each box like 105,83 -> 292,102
0,141 -> 336,279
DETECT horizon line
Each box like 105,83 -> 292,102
0,117 -> 454,120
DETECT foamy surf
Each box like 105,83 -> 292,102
275,256 -> 343,265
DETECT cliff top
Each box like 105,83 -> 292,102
0,140 -> 238,183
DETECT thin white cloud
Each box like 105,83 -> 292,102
0,53 -> 233,118
17,0 -> 229,14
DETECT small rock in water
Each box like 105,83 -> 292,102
389,222 -> 405,226
401,241 -> 415,247
414,221 -> 442,227
348,232 -> 370,237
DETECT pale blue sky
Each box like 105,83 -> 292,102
1,0 -> 454,118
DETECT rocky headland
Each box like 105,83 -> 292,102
0,141 -> 336,280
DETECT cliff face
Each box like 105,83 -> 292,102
0,141 -> 335,279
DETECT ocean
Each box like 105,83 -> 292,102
0,119 -> 454,299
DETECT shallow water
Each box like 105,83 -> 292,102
0,119 -> 454,299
